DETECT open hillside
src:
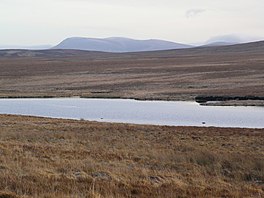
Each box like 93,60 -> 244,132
0,41 -> 263,101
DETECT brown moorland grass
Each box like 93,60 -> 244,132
0,115 -> 263,197
0,42 -> 264,103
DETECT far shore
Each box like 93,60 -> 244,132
0,94 -> 264,106
1,45 -> 264,109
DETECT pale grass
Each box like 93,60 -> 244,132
0,115 -> 263,197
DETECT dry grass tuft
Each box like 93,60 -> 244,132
0,191 -> 18,198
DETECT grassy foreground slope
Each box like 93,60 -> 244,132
0,115 -> 263,197
0,41 -> 264,101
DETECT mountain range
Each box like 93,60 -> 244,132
1,35 -> 263,52
1,40 -> 264,58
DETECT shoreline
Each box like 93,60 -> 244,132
0,95 -> 264,106
1,113 -> 263,130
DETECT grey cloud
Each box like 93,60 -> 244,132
186,9 -> 206,18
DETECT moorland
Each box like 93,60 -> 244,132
0,41 -> 263,197
0,115 -> 263,197
0,41 -> 264,104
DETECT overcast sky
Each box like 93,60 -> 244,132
0,0 -> 263,45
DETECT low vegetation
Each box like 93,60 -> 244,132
0,115 -> 263,197
0,43 -> 264,105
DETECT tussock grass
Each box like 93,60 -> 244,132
0,115 -> 263,197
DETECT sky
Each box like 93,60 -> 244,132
0,0 -> 264,46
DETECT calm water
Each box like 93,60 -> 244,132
0,98 -> 263,128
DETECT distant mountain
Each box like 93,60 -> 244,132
206,35 -> 242,45
0,45 -> 52,50
203,42 -> 238,47
53,37 -> 192,52
204,34 -> 264,47
1,40 -> 264,58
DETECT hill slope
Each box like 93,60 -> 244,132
0,40 -> 263,102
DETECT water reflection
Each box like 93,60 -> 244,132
0,98 -> 263,128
